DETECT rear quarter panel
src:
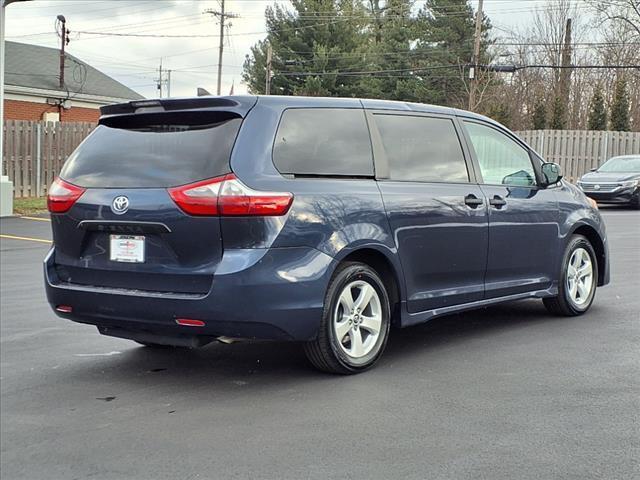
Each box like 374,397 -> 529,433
228,97 -> 402,291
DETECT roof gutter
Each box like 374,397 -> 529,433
4,84 -> 143,106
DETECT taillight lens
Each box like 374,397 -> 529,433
218,175 -> 293,216
47,178 -> 86,213
168,174 -> 293,217
167,176 -> 224,216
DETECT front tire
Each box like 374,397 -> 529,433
304,262 -> 391,374
543,234 -> 598,316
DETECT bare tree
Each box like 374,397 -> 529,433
587,0 -> 640,38
483,0 -> 640,131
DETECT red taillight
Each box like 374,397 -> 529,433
175,318 -> 206,327
218,175 -> 293,216
47,178 -> 86,213
167,176 -> 224,216
55,305 -> 73,313
168,174 -> 293,217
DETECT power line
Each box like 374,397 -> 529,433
514,64 -> 640,70
72,16 -> 353,40
276,65 -> 467,77
276,63 -> 640,78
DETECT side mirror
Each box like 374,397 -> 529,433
502,169 -> 536,187
590,167 -> 597,172
541,162 -> 563,187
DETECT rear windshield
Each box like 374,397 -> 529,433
59,111 -> 242,188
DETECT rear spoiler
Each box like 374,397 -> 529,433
100,96 -> 258,118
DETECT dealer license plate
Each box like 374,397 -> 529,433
110,235 -> 145,263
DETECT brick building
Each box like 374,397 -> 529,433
4,41 -> 143,122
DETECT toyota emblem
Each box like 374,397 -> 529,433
111,196 -> 130,215
594,184 -> 601,190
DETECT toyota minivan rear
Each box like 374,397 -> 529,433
44,96 -> 339,347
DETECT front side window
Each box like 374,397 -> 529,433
463,121 -> 537,187
374,114 -> 469,183
273,108 -> 373,176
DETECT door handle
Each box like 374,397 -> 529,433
464,194 -> 484,208
489,195 -> 507,208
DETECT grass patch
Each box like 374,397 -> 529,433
13,197 -> 48,215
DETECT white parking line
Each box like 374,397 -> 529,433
0,234 -> 52,244
19,216 -> 51,222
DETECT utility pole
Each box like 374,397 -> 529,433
155,61 -> 172,98
57,15 -> 69,90
468,0 -> 483,111
204,1 -> 239,95
157,58 -> 163,98
559,18 -> 572,102
265,42 -> 272,95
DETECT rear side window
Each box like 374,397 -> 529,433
374,114 -> 469,183
60,111 -> 242,188
273,108 -> 373,176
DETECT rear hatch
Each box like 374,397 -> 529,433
49,99 -> 254,295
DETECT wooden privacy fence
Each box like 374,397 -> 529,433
516,130 -> 640,182
2,121 -> 640,197
2,120 -> 95,198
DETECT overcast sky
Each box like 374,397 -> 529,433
4,0 -> 586,99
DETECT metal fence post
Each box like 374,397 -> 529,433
36,122 -> 42,197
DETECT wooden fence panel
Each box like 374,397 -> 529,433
2,122 -> 640,197
516,129 -> 640,182
2,120 -> 95,197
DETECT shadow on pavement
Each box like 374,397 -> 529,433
57,298 -> 578,393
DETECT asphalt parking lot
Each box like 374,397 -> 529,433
1,209 -> 638,480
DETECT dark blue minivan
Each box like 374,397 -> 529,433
45,96 -> 610,374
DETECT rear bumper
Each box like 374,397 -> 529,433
45,246 -> 336,342
582,187 -> 639,204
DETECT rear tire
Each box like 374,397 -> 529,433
304,262 -> 391,374
543,234 -> 598,316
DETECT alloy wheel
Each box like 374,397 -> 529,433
333,280 -> 382,359
566,247 -> 594,306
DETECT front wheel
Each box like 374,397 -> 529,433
543,234 -> 598,316
304,262 -> 391,374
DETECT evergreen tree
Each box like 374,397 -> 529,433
486,102 -> 511,128
242,0 -> 486,105
242,0 -> 368,96
531,96 -> 547,130
610,78 -> 630,131
587,86 -> 607,130
358,0 -> 419,101
550,96 -> 566,130
414,0 -> 491,107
